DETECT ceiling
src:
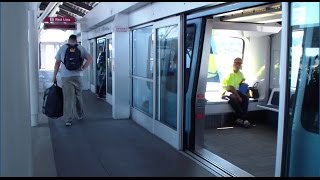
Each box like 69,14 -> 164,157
39,2 -> 100,19
214,2 -> 282,24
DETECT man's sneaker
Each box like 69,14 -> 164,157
243,120 -> 251,128
65,122 -> 72,126
235,118 -> 244,126
78,117 -> 84,121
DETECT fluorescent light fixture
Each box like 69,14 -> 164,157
257,18 -> 282,24
224,13 -> 276,22
222,7 -> 282,22
213,10 -> 244,18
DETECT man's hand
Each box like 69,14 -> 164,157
229,86 -> 242,102
53,76 -> 57,84
53,60 -> 61,84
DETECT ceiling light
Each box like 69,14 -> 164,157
257,18 -> 282,24
213,10 -> 244,18
224,13 -> 276,22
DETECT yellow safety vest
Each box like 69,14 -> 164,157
222,71 -> 245,90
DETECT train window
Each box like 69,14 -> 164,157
185,24 -> 196,91
205,30 -> 244,102
186,24 -> 196,69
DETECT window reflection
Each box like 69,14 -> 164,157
185,24 -> 196,90
287,2 -> 319,177
132,26 -> 154,117
157,25 -> 178,129
90,42 -> 94,85
107,39 -> 112,95
290,27 -> 319,134
132,78 -> 153,116
132,27 -> 154,78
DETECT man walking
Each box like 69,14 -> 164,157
53,34 -> 93,126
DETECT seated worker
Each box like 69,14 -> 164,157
222,57 -> 251,128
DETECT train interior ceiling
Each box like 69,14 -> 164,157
197,2 -> 283,177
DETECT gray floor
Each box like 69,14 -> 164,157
204,122 -> 277,177
35,69 -> 215,177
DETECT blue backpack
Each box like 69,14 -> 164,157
64,44 -> 84,70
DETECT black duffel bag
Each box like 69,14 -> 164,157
249,82 -> 260,99
42,82 -> 63,118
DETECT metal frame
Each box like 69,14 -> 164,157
129,23 -> 155,118
275,2 -> 289,177
105,33 -> 113,105
153,15 -> 182,149
38,2 -> 98,18
89,39 -> 96,93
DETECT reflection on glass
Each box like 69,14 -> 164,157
133,78 -> 153,116
289,5 -> 319,134
90,42 -> 94,85
156,25 -> 178,130
132,26 -> 154,116
107,39 -> 112,95
96,38 -> 106,97
185,24 -> 196,90
132,27 -> 154,78
287,2 -> 319,177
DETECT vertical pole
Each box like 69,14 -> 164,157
0,2 -> 33,176
29,2 -> 39,127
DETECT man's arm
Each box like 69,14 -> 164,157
81,54 -> 93,70
53,60 -> 61,83
81,48 -> 93,70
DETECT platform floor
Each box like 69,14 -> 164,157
32,69 -> 215,177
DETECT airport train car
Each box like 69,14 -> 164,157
77,2 -> 319,177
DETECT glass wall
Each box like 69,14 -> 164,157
156,25 -> 178,129
96,38 -> 106,96
132,26 -> 154,116
90,41 -> 94,86
107,39 -> 112,95
286,2 -> 319,176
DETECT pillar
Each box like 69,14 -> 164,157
112,13 -> 130,119
0,2 -> 33,176
28,2 -> 39,127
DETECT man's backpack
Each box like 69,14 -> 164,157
64,44 -> 84,70
42,82 -> 63,119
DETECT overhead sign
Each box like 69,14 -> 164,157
43,16 -> 77,30
43,16 -> 76,23
43,23 -> 76,30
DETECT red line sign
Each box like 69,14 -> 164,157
43,17 -> 76,23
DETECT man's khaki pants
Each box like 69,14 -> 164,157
61,76 -> 84,123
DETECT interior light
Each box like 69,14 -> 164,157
224,13 -> 276,22
213,10 -> 244,18
257,18 -> 282,24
